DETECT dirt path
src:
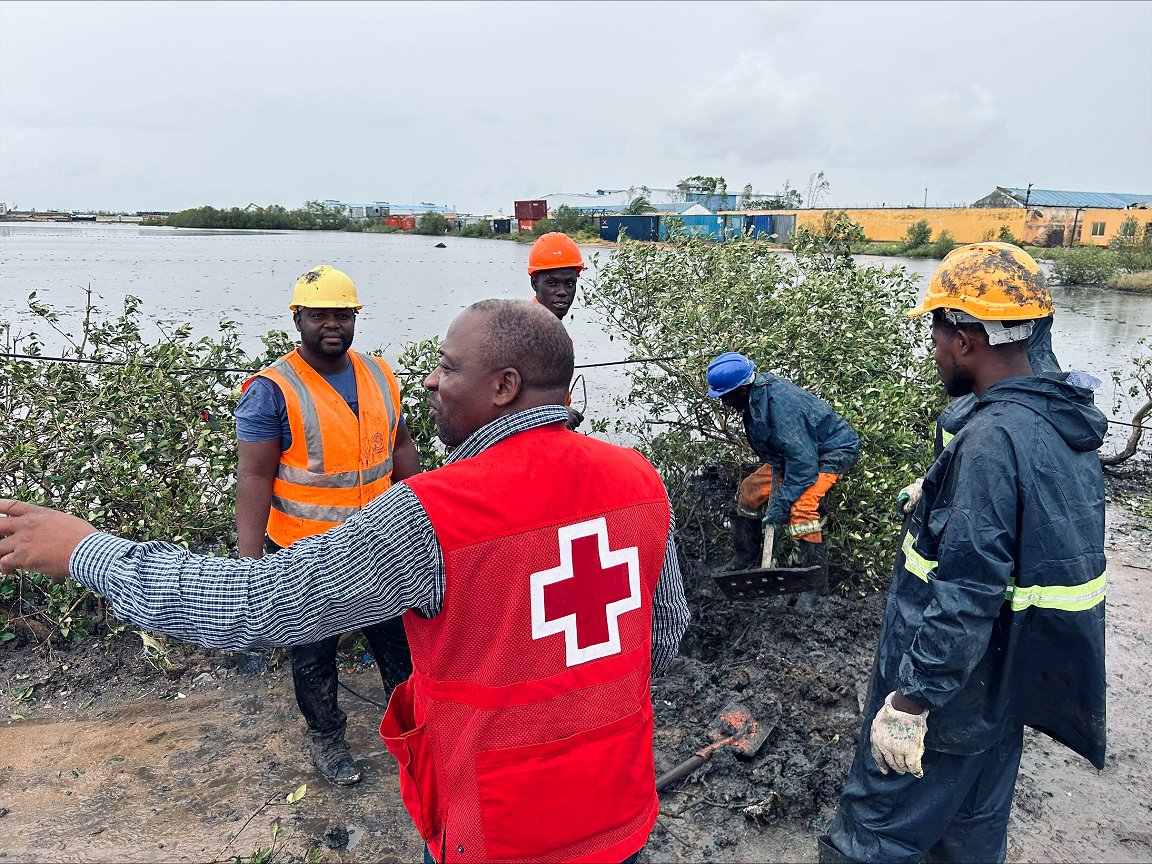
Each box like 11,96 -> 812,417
1,499 -> 1148,863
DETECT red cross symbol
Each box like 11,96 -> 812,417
531,517 -> 642,667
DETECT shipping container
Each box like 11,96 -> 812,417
514,199 -> 548,221
401,216 -> 416,231
772,214 -> 796,243
600,215 -> 660,242
660,214 -> 726,241
518,219 -> 535,233
493,219 -> 512,235
386,216 -> 405,229
749,214 -> 774,238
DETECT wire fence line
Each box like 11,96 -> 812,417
2,350 -> 1148,433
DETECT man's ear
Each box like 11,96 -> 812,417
292,310 -> 302,333
493,367 -> 522,407
954,328 -> 974,354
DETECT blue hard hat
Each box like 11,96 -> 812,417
706,352 -> 756,398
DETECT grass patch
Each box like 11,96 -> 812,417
1109,271 -> 1152,293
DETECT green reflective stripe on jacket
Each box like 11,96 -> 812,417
1004,571 -> 1108,612
787,520 -> 822,538
901,530 -> 937,582
941,428 -> 955,448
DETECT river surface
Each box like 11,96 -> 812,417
2,222 -> 1149,451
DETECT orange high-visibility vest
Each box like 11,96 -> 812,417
243,348 -> 402,546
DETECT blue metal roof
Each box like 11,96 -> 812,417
1002,187 -> 1152,208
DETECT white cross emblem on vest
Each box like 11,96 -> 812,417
530,517 -> 642,667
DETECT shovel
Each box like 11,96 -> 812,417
655,700 -> 779,793
712,524 -> 823,599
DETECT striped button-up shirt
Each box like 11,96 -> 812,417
70,405 -> 690,675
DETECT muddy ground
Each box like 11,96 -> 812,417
1,467 -> 1149,864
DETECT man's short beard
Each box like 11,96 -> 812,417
943,367 -> 975,398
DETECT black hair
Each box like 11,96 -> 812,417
467,299 -> 574,390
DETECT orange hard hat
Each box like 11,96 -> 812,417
528,232 -> 585,275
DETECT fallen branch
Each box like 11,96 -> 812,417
1101,397 -> 1151,466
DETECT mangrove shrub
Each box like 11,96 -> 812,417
581,231 -> 944,591
0,292 -> 441,643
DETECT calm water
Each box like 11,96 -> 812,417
2,223 -> 1149,451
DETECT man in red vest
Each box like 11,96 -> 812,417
235,264 -> 422,787
0,299 -> 690,864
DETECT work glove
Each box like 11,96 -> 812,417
565,407 -> 584,431
869,691 -> 928,778
896,478 -> 923,515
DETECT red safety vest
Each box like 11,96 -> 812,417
243,348 -> 402,546
382,422 -> 670,863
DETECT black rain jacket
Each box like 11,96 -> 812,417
741,373 -> 860,525
871,375 -> 1107,768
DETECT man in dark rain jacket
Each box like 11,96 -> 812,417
821,243 -> 1108,864
707,352 -> 860,593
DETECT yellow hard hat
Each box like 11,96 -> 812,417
289,265 -> 362,310
907,243 -> 1052,322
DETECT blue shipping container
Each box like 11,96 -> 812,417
721,214 -> 747,240
492,219 -> 511,235
751,215 -> 774,238
600,215 -> 660,242
659,215 -> 724,241
681,214 -> 723,240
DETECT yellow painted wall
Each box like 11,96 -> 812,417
1077,209 -> 1152,246
792,208 -> 1026,244
723,207 -> 1145,247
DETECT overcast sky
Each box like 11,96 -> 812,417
2,0 -> 1149,214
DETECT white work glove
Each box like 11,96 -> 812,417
869,691 -> 929,778
896,478 -> 923,515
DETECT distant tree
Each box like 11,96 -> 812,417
415,212 -> 449,235
902,220 -> 933,252
805,171 -> 830,208
553,204 -> 592,235
676,175 -> 727,198
739,183 -> 755,210
1109,215 -> 1152,272
676,175 -> 729,210
623,195 -> 655,215
531,217 -> 559,236
743,179 -> 803,210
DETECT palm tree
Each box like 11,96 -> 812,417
623,195 -> 654,215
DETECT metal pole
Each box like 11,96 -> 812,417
924,188 -> 928,208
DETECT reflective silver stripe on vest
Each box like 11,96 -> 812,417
271,357 -> 326,474
361,355 -> 400,435
271,496 -> 361,524
276,463 -> 363,488
277,459 -> 393,488
271,353 -> 397,483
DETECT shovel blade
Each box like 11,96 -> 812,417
712,564 -> 823,599
712,700 -> 778,758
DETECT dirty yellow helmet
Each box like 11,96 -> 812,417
907,242 -> 1053,323
289,265 -> 362,310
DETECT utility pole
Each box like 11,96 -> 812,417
1024,183 -> 1033,209
923,188 -> 928,208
